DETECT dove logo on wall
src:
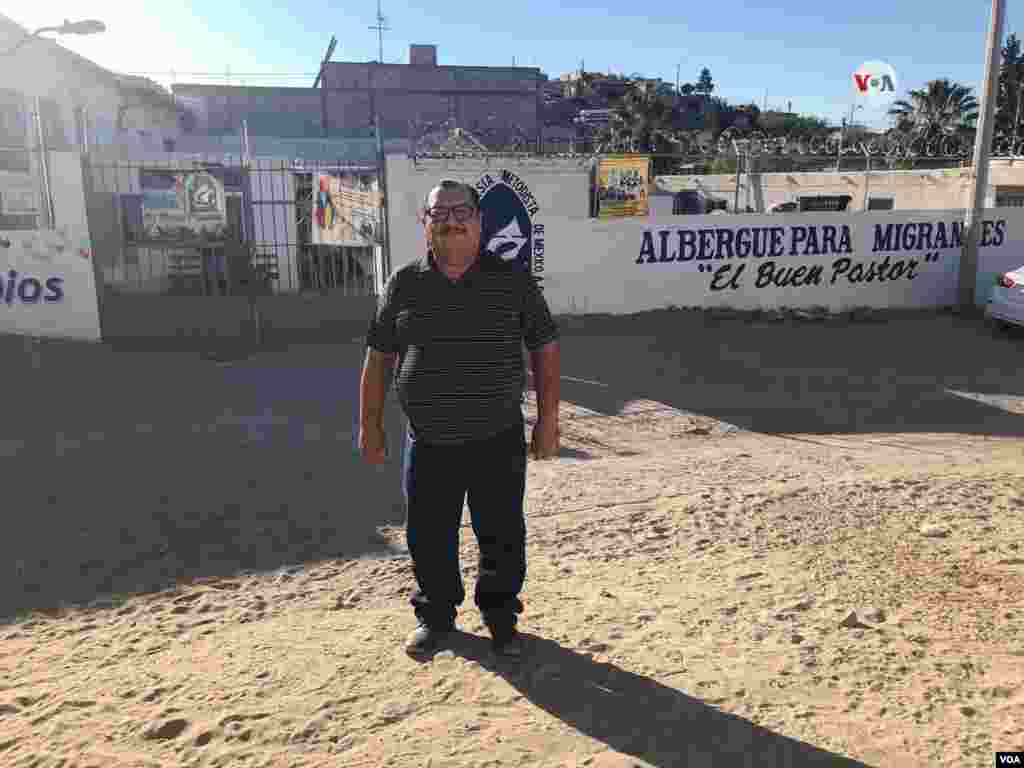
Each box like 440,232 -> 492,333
475,170 -> 545,287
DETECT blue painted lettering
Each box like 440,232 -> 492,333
1,270 -> 64,305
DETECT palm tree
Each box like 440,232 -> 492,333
887,79 -> 979,138
996,33 -> 1024,139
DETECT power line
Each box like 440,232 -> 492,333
122,71 -> 320,77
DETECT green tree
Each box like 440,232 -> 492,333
784,115 -> 830,136
887,79 -> 979,138
600,87 -> 673,152
996,33 -> 1024,138
695,68 -> 715,97
757,111 -> 830,136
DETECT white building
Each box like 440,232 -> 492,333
0,12 -> 181,171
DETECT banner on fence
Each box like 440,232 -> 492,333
312,172 -> 382,246
596,155 -> 651,219
139,170 -> 227,241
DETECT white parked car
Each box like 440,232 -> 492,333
986,266 -> 1024,330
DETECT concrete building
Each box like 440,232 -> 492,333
168,82 -> 410,161
172,85 -> 324,140
170,45 -> 544,152
0,13 -> 180,164
558,71 -> 632,103
320,44 -> 543,146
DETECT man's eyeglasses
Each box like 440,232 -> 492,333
425,205 -> 477,223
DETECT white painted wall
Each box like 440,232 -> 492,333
593,208 -> 1023,312
1,151 -> 102,340
385,154 -> 592,289
385,154 -> 1024,314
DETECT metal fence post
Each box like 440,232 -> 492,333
33,96 -> 55,229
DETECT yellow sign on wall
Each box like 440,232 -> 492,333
596,155 -> 651,219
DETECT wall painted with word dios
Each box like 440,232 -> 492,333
385,155 -> 1022,314
1,152 -> 102,341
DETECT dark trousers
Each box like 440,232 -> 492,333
402,418 -> 527,630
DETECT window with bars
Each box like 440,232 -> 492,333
0,87 -> 38,228
996,187 -> 1024,208
0,88 -> 30,174
39,98 -> 70,150
798,195 -> 852,212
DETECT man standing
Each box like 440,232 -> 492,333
358,179 -> 561,659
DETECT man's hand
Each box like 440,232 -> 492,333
530,419 -> 560,461
359,423 -> 389,464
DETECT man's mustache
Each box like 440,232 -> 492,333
435,226 -> 467,235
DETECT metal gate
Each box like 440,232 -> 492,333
81,156 -> 383,300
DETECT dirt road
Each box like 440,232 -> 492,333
1,309 -> 1022,767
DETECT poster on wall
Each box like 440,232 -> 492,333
596,155 -> 651,219
0,228 -> 102,341
312,172 -> 382,247
139,170 -> 228,241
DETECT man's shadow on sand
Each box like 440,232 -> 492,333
420,631 -> 872,768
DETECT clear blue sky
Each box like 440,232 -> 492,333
7,0 -> 1024,130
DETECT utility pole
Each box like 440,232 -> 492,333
369,0 -> 389,63
368,0 -> 392,278
960,0 -> 1006,311
1014,81 -> 1024,149
838,104 -> 863,172
313,36 -> 337,138
837,118 -> 846,172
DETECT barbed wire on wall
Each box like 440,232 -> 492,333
408,118 -> 562,165
406,125 -> 596,177
594,126 -> 985,161
408,115 -> 1024,166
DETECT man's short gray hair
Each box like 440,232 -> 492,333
423,179 -> 481,212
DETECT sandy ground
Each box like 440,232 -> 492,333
1,308 -> 1023,768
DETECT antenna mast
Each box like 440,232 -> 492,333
369,0 -> 390,62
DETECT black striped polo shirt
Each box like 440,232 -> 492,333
366,250 -> 560,446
